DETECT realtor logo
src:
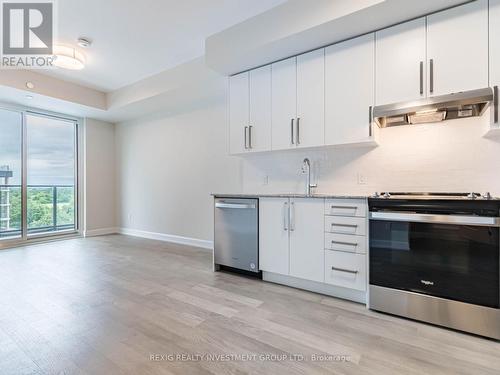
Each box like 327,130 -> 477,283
2,1 -> 53,54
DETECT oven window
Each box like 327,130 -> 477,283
370,220 -> 499,308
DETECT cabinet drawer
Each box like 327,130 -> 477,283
325,233 -> 366,254
324,251 -> 366,291
325,199 -> 366,217
325,216 -> 366,236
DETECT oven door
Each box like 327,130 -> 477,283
369,212 -> 500,308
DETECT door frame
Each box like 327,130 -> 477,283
0,102 -> 84,250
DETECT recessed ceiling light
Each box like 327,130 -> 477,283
77,37 -> 92,48
53,45 -> 85,70
25,95 -> 33,100
26,81 -> 35,89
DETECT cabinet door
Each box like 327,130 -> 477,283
296,49 -> 325,148
229,72 -> 249,154
325,34 -> 374,145
491,0 -> 500,127
289,198 -> 324,282
375,18 -> 426,105
248,65 -> 272,152
427,0 -> 488,96
259,198 -> 290,275
271,57 -> 297,150
491,0 -> 500,88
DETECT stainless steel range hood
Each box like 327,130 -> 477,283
373,87 -> 497,128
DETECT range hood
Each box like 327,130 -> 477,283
373,87 -> 497,128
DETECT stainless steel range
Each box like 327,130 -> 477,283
368,192 -> 500,339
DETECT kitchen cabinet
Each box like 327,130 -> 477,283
259,197 -> 324,282
325,33 -> 374,145
271,57 -> 297,150
490,0 -> 500,129
248,66 -> 272,152
375,18 -> 426,105
426,0 -> 488,97
229,67 -> 272,154
296,49 -> 325,148
229,72 -> 249,154
271,51 -> 324,150
289,198 -> 324,283
259,197 -> 290,276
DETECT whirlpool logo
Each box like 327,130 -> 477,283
420,280 -> 435,286
1,0 -> 55,68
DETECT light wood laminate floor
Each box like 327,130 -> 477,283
0,235 -> 499,375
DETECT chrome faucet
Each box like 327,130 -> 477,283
302,158 -> 317,196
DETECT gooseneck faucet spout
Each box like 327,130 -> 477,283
302,158 -> 317,196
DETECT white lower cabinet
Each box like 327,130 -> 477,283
259,197 -> 368,302
259,197 -> 324,282
289,198 -> 324,283
324,251 -> 366,292
259,197 -> 290,275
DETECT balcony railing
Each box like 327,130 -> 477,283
0,184 -> 75,239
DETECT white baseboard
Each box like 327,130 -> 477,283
84,227 -> 119,237
118,227 -> 213,250
263,271 -> 367,304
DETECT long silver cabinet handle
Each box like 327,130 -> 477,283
331,222 -> 358,228
331,240 -> 358,247
419,61 -> 423,95
289,202 -> 295,231
369,212 -> 500,227
283,202 -> 288,231
429,59 -> 434,94
331,205 -> 358,210
244,126 -> 248,149
494,86 -> 498,124
248,125 -> 253,149
368,106 -> 373,137
290,119 -> 295,144
331,266 -> 358,274
296,117 -> 300,145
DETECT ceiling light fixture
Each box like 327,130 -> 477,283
53,45 -> 85,70
25,81 -> 35,89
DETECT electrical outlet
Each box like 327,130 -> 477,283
263,175 -> 269,186
357,173 -> 367,185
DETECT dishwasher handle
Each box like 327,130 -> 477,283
215,202 -> 256,209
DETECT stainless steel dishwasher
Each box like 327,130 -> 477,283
214,197 -> 259,274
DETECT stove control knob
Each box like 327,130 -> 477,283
373,192 -> 380,198
482,192 -> 492,200
467,192 -> 478,199
383,192 -> 391,199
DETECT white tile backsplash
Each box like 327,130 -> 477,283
241,112 -> 500,196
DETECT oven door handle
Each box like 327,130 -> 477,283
369,212 -> 500,227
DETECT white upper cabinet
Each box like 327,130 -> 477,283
325,34 -> 375,145
248,65 -> 272,152
229,72 -> 249,154
376,18 -> 426,105
296,49 -> 325,148
491,0 -> 500,86
289,198 -> 324,283
427,0 -> 488,96
491,0 -> 500,127
271,57 -> 297,150
259,198 -> 290,276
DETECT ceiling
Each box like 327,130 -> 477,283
42,0 -> 286,92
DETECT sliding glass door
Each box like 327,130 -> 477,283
0,107 -> 78,245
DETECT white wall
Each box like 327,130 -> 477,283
84,118 -> 117,235
115,100 -> 242,243
115,96 -> 500,245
